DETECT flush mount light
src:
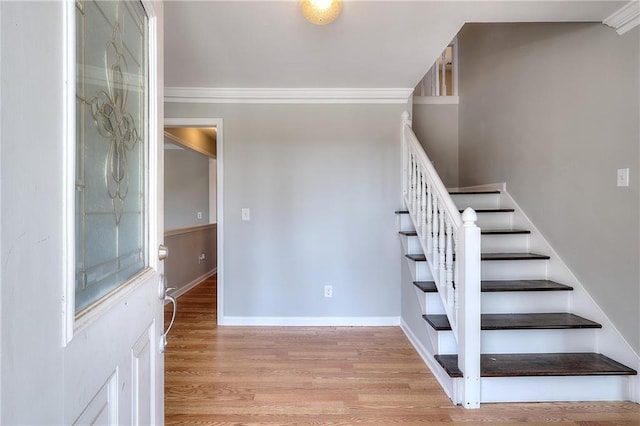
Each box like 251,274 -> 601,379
300,0 -> 342,25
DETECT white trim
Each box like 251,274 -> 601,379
62,0 -> 76,346
400,319 -> 457,403
603,1 -> 640,35
413,96 -> 459,105
220,316 -> 401,327
163,117 -> 224,324
168,269 -> 216,300
164,87 -> 413,104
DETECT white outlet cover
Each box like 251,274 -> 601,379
241,208 -> 251,221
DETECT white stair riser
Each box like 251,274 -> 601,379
451,193 -> 501,210
481,291 -> 569,313
414,261 -> 433,281
398,214 -> 413,231
480,376 -> 632,403
481,234 -> 530,253
481,329 -> 598,354
424,321 -> 457,355
481,260 -> 548,280
425,291 -> 569,314
425,293 -> 446,315
475,212 -> 513,229
403,235 -> 423,253
434,328 -> 597,354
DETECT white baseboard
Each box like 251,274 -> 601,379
219,316 -> 400,326
169,268 -> 217,299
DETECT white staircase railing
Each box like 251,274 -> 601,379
401,111 -> 481,408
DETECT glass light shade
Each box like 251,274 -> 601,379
300,0 -> 342,25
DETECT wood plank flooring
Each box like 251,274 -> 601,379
165,276 -> 640,425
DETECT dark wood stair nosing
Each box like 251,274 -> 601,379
406,252 -> 549,262
401,229 -> 531,236
434,353 -> 638,378
460,208 -> 515,213
413,281 -> 437,293
422,313 -> 602,332
449,190 -> 501,195
413,280 -> 574,293
481,252 -> 550,261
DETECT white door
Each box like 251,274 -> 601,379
0,0 -> 166,424
65,0 -> 166,424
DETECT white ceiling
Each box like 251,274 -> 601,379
164,1 -> 625,90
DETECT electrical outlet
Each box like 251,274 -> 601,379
617,168 -> 630,187
241,208 -> 251,221
198,253 -> 206,264
197,211 -> 203,219
324,285 -> 333,298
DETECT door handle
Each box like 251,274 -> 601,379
158,244 -> 169,261
159,274 -> 177,353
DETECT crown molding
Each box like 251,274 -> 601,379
164,87 -> 413,104
603,1 -> 640,35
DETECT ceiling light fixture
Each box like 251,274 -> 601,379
300,0 -> 342,25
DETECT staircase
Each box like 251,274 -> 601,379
397,112 -> 638,406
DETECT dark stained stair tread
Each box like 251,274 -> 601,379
434,353 -> 638,378
402,229 -> 530,236
459,208 -> 515,213
423,313 -> 601,331
413,281 -> 437,292
482,229 -> 531,235
406,253 -> 547,262
449,190 -> 501,195
395,210 -> 409,214
405,253 -> 427,262
413,280 -> 573,293
482,252 -> 550,260
482,280 -> 573,292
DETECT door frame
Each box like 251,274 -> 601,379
163,117 -> 224,322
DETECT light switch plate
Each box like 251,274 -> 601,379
617,168 -> 630,187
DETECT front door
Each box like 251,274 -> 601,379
0,1 -> 165,423
64,0 -> 165,424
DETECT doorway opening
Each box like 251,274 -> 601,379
162,118 -> 224,324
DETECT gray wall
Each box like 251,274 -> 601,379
458,23 -> 640,352
165,225 -> 217,295
412,103 -> 459,187
165,103 -> 405,318
164,139 -> 210,230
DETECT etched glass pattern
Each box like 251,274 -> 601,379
75,0 -> 148,313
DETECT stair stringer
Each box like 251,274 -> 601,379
398,222 -> 462,404
460,183 -> 640,403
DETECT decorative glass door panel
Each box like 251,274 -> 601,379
75,0 -> 148,313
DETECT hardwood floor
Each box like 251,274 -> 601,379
165,276 -> 640,425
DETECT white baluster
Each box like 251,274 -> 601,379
425,182 -> 432,247
432,197 -> 439,268
409,154 -> 415,213
420,176 -> 426,240
446,219 -> 454,309
417,172 -> 423,237
411,158 -> 418,215
441,50 -> 447,96
439,206 -> 446,288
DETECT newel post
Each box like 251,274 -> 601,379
401,111 -> 411,200
458,207 -> 481,408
